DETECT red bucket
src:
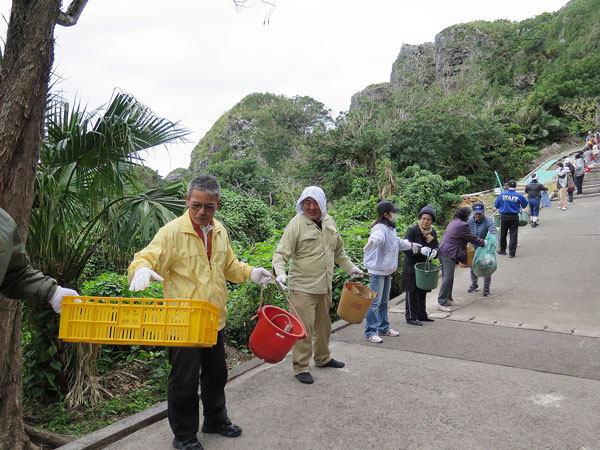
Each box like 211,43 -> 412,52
249,279 -> 306,364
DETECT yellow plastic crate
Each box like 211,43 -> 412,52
59,296 -> 220,347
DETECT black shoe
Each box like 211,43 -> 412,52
406,319 -> 423,326
319,358 -> 345,368
295,372 -> 314,384
509,254 -> 515,258
418,317 -> 435,322
173,438 -> 204,450
201,418 -> 242,437
482,289 -> 490,297
497,250 -> 507,255
468,284 -> 479,293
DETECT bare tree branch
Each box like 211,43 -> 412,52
232,0 -> 277,24
56,0 -> 89,27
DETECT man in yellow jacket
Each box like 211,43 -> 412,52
272,186 -> 365,384
128,174 -> 271,450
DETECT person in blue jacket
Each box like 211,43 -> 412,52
467,202 -> 498,297
494,179 -> 528,258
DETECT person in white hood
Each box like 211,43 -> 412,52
272,186 -> 365,384
363,201 -> 427,342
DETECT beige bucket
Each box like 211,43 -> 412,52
337,282 -> 376,324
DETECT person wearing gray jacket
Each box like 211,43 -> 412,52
467,203 -> 497,297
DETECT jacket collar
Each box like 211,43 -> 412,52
180,210 -> 222,235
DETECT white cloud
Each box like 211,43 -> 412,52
0,0 -> 568,175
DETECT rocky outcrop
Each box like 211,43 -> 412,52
349,83 -> 392,111
391,27 -> 495,92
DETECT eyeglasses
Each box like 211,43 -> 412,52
189,202 -> 217,212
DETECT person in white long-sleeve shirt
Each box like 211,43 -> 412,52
362,201 -> 425,343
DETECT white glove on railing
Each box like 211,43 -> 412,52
349,266 -> 366,279
250,267 -> 273,286
411,243 -> 422,254
420,247 -> 431,256
49,286 -> 79,314
276,273 -> 288,290
129,267 -> 164,291
430,249 -> 438,259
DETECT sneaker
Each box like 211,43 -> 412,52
497,250 -> 507,255
447,300 -> 459,306
173,438 -> 204,450
562,207 -> 567,211
201,418 -> 242,437
468,284 -> 479,293
482,289 -> 490,297
438,304 -> 452,312
380,329 -> 400,337
366,335 -> 383,343
319,358 -> 345,368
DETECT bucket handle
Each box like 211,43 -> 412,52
255,274 -> 303,324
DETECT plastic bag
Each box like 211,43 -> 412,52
473,232 -> 498,277
541,190 -> 551,208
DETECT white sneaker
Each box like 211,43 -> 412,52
380,329 -> 400,337
438,304 -> 452,312
562,207 -> 567,211
366,335 -> 383,343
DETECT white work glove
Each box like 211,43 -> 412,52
484,240 -> 488,246
349,266 -> 366,279
411,242 -> 422,254
129,267 -> 164,291
276,273 -> 288,290
49,286 -> 79,314
250,267 -> 273,286
420,246 -> 432,256
430,249 -> 438,259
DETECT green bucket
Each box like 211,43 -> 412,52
414,261 -> 441,291
493,214 -> 501,227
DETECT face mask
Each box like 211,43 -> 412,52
389,213 -> 398,223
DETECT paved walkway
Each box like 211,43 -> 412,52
61,195 -> 600,450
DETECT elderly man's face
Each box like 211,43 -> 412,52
302,197 -> 322,221
474,212 -> 484,221
186,190 -> 220,226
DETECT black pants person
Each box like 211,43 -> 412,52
575,174 -> 584,195
499,214 -> 519,257
168,329 -> 228,442
405,288 -> 429,321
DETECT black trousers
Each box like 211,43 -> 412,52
167,329 -> 228,441
500,214 -> 519,256
405,288 -> 429,320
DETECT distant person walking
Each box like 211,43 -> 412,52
437,206 -> 486,312
524,173 -> 548,227
494,179 -> 528,258
362,201 -> 424,340
556,163 -> 569,211
467,202 -> 497,297
564,158 -> 576,204
400,206 -> 439,325
574,154 -> 585,195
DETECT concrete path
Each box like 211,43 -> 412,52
62,193 -> 600,450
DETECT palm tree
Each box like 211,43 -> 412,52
23,92 -> 189,406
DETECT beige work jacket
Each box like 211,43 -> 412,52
272,213 -> 355,294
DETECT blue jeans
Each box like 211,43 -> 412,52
364,274 -> 391,338
528,198 -> 540,218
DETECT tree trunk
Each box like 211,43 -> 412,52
0,1 -> 60,449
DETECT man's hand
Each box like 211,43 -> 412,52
349,266 -> 366,279
250,267 -> 273,286
49,286 -> 79,314
129,267 -> 164,291
276,273 -> 288,290
411,242 -> 422,254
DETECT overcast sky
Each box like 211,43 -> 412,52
1,0 -> 568,176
